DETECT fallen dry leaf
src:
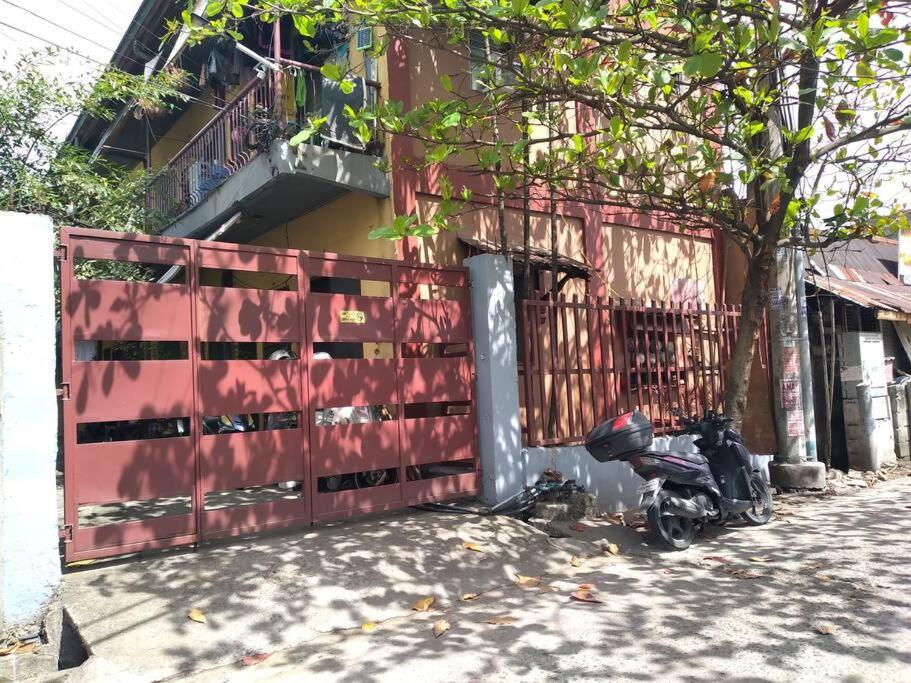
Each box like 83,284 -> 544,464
570,590 -> 603,604
578,582 -> 595,590
727,568 -> 762,580
749,556 -> 772,563
603,543 -> 620,556
0,642 -> 38,657
814,623 -> 841,635
462,541 -> 483,553
361,622 -> 378,633
537,584 -> 558,594
515,575 -> 542,588
411,597 -> 435,612
570,556 -> 582,567
241,652 -> 271,666
187,608 -> 207,624
433,619 -> 451,638
458,592 -> 479,602
816,574 -> 832,582
569,522 -> 587,532
703,555 -> 727,563
66,559 -> 97,568
484,615 -> 517,625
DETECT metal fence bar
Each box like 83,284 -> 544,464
519,297 -> 748,447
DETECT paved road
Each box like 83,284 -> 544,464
173,476 -> 911,683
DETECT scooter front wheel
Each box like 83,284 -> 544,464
647,490 -> 696,551
741,474 -> 773,526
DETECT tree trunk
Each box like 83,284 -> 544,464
724,236 -> 777,427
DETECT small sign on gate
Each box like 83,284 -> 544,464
339,310 -> 366,324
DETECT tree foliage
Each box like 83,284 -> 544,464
192,0 -> 911,420
0,49 -> 188,232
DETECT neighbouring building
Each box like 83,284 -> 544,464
805,236 -> 911,470
66,0 -> 777,516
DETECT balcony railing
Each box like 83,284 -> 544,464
147,67 -> 380,222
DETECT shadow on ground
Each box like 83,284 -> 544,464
63,478 -> 911,682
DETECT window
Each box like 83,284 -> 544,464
468,30 -> 515,91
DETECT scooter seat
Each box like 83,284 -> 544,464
652,450 -> 709,466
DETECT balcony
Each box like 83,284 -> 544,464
148,68 -> 389,242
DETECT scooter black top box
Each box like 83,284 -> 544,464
584,410 -> 653,462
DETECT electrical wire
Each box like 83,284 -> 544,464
0,19 -> 228,118
56,0 -> 123,38
1,0 -> 144,66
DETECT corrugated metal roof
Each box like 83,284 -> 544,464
807,237 -> 911,315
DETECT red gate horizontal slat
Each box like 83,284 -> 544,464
197,286 -> 299,342
71,360 -> 194,422
396,299 -> 471,343
202,498 -> 308,536
399,358 -> 473,403
73,437 -> 195,504
74,514 -> 196,554
308,359 -> 397,407
405,473 -> 477,503
308,293 -> 394,342
197,360 -> 301,414
199,429 -> 305,491
68,280 -> 192,342
311,421 -> 400,476
402,416 -> 476,465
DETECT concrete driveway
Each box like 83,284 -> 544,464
62,476 -> 911,682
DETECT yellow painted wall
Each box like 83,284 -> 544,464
412,194 -> 585,267
252,192 -> 395,258
601,223 -> 716,303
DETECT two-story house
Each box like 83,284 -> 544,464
65,0 -> 777,522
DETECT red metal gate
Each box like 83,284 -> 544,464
59,227 -> 478,562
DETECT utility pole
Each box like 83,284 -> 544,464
767,247 -> 825,488
793,247 -> 818,463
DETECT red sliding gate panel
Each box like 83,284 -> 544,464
59,227 -> 479,562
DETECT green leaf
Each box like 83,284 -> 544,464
339,80 -> 355,95
617,40 -> 632,63
368,226 -> 402,241
441,112 -> 461,127
440,74 -> 452,92
856,60 -> 875,80
320,63 -> 343,82
205,1 -> 225,17
684,53 -> 724,79
609,115 -> 623,138
289,128 -> 316,146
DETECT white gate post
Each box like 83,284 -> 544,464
464,254 -> 525,505
0,212 -> 62,676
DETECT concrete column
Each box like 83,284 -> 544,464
464,254 -> 524,505
0,213 -> 61,655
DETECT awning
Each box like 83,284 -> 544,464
458,235 -> 592,280
808,272 -> 911,320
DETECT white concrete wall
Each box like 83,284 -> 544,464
465,254 -> 524,505
525,438 -> 774,513
523,435 -> 700,513
0,213 -> 61,631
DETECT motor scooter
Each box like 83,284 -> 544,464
584,410 -> 773,550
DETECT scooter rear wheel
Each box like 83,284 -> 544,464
741,474 -> 773,526
647,490 -> 696,551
